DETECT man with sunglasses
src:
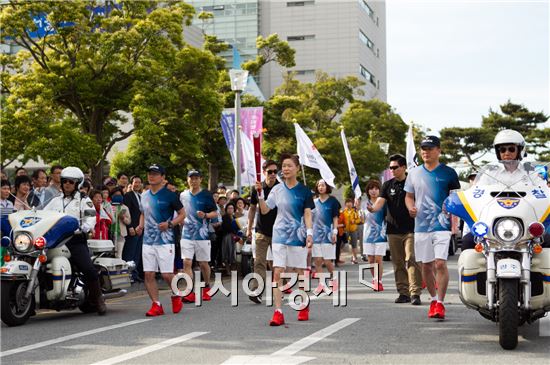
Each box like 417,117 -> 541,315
464,129 -> 550,248
368,154 -> 423,305
476,129 -> 543,188
44,167 -> 106,315
404,136 -> 460,320
247,160 -> 279,303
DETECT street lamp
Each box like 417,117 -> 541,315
229,69 -> 249,193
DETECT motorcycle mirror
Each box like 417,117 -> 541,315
1,236 -> 11,247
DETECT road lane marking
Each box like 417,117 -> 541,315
271,318 -> 360,356
221,318 -> 360,364
90,332 -> 208,365
1,319 -> 151,358
540,314 -> 550,337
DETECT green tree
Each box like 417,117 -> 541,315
111,45 -> 224,185
439,128 -> 494,167
260,72 -> 408,187
482,101 -> 549,160
440,101 -> 550,165
0,0 -> 196,182
241,34 -> 296,75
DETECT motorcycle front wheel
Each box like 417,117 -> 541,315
1,280 -> 35,327
498,278 -> 519,350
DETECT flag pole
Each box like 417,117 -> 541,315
302,166 -> 307,185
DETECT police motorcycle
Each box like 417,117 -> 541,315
445,160 -> 550,350
1,205 -> 134,327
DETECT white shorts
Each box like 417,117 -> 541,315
142,244 -> 175,273
181,239 -> 211,262
363,242 -> 387,256
312,243 -> 336,260
414,231 -> 451,263
272,243 -> 308,269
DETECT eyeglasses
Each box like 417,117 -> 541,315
61,179 -> 76,185
498,146 -> 517,154
389,165 -> 401,170
266,169 -> 278,175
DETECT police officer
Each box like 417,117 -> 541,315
44,167 -> 106,315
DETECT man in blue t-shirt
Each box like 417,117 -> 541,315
404,136 -> 460,321
180,169 -> 218,303
137,164 -> 185,317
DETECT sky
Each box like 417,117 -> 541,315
386,0 -> 549,133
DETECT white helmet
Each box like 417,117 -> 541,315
60,166 -> 85,189
493,129 -> 525,160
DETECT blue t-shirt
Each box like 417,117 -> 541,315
180,189 -> 217,241
266,182 -> 315,247
404,164 -> 460,233
313,196 -> 340,244
141,187 -> 183,245
363,203 -> 387,244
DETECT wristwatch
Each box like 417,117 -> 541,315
167,220 -> 174,229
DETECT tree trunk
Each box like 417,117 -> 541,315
208,163 -> 219,192
91,162 -> 105,187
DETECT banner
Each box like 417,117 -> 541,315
294,123 -> 336,187
220,107 -> 264,181
406,124 -> 418,170
240,130 -> 257,186
341,129 -> 361,199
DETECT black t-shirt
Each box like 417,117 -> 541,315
250,180 -> 279,237
380,177 -> 415,234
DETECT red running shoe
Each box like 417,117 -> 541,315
428,300 -> 437,318
146,302 -> 164,317
377,282 -> 384,292
202,288 -> 212,301
297,306 -> 309,321
433,302 -> 445,319
182,292 -> 196,303
171,296 -> 183,314
270,310 -> 285,326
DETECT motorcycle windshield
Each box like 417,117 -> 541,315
445,161 -> 550,230
473,161 -> 548,189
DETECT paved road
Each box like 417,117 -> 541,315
1,255 -> 549,365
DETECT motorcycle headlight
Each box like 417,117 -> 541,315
13,232 -> 33,252
494,218 -> 523,244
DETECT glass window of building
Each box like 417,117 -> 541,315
359,0 -> 375,21
359,30 -> 374,50
287,35 -> 315,41
359,64 -> 376,86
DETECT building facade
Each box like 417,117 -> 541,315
188,0 -> 386,100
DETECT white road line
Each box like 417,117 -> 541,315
221,318 -> 360,364
90,331 -> 208,365
540,314 -> 550,337
271,318 -> 360,356
1,319 -> 151,358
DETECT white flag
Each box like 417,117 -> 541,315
294,123 -> 336,187
406,124 -> 418,170
340,129 -> 361,199
240,130 -> 257,186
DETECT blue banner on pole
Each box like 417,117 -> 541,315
220,110 -> 236,163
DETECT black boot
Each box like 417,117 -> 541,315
87,280 -> 107,315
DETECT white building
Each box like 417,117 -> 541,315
188,0 -> 387,100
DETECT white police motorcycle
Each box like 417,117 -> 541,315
1,209 -> 133,326
445,161 -> 550,349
